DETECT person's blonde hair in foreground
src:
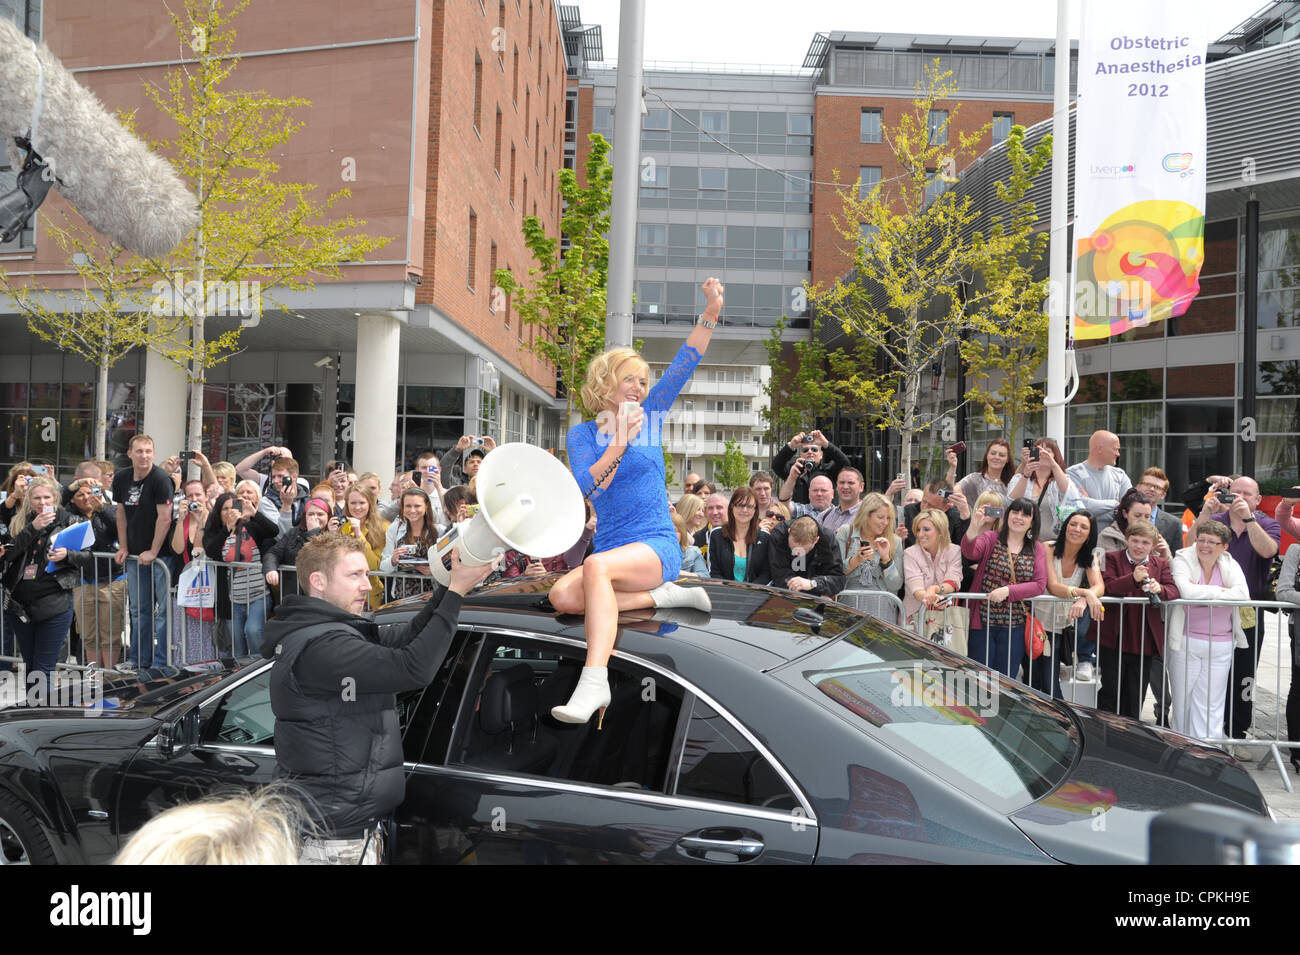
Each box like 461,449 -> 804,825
114,785 -> 314,865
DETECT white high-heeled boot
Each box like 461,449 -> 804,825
551,666 -> 611,727
648,582 -> 712,613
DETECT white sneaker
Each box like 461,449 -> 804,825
1075,661 -> 1094,682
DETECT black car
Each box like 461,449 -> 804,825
0,577 -> 1269,865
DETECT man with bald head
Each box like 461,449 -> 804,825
786,474 -> 836,523
1200,474 -> 1280,753
694,492 -> 730,557
1065,430 -> 1131,530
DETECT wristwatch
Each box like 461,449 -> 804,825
1242,517 -> 1256,524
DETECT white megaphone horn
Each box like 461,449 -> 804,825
426,442 -> 586,587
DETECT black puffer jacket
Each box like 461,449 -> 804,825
259,589 -> 464,837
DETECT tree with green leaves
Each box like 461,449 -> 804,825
147,0 -> 389,450
959,125 -> 1053,449
762,316 -> 863,443
495,134 -> 612,424
0,217 -> 175,460
806,62 -> 1048,489
713,439 -> 750,491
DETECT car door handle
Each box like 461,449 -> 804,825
211,752 -> 259,771
676,829 -> 765,862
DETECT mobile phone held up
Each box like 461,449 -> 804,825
985,506 -> 1005,520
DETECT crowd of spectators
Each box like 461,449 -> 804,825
4,422 -> 1299,758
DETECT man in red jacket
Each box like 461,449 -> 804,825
1099,519 -> 1179,720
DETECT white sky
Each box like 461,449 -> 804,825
572,0 -> 1267,68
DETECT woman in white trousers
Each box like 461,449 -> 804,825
1166,519 -> 1249,741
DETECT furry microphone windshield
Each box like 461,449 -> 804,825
0,17 -> 199,257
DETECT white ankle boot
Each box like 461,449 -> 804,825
551,666 -> 611,727
648,582 -> 712,613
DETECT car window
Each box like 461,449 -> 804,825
449,637 -> 682,792
203,668 -> 274,747
778,631 -> 1079,814
672,697 -> 799,812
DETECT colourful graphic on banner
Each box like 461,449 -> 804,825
1073,199 -> 1204,339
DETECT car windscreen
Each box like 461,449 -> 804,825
775,627 -> 1080,814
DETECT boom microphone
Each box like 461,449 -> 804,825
0,17 -> 198,256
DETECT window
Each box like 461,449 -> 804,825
467,210 -> 478,290
488,242 -> 498,311
993,111 -> 1014,144
205,669 -> 275,747
698,226 -> 724,259
512,47 -> 519,104
639,165 -> 668,198
450,638 -> 683,793
638,223 -> 666,253
643,108 -> 670,130
525,88 -> 531,131
859,223 -> 879,247
472,52 -> 483,133
509,144 -> 516,203
699,168 -> 726,191
787,113 -> 812,146
674,698 -> 798,809
860,107 -> 882,143
858,165 -> 882,199
493,107 -> 503,173
925,168 -> 947,204
784,228 -> 810,263
927,109 -> 948,145
700,110 -> 727,133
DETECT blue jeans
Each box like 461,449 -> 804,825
3,605 -> 73,701
231,597 -> 266,657
126,557 -> 172,668
969,622 -> 1026,678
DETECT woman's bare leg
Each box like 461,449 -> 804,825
577,544 -> 662,667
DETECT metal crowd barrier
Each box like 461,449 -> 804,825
892,589 -> 1300,790
838,588 -> 905,626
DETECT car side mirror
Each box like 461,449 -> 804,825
155,709 -> 201,757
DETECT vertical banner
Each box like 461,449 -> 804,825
1073,2 -> 1209,340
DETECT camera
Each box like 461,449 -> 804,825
1216,491 -> 1235,504
986,506 -> 1005,519
947,441 -> 966,455
179,451 -> 195,466
801,435 -> 817,445
280,476 -> 293,491
938,489 -> 951,500
30,465 -> 47,475
471,437 -> 486,446
91,487 -> 104,499
187,501 -> 201,512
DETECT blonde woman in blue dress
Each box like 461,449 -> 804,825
548,278 -> 723,725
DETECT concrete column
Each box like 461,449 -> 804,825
142,319 -> 188,455
354,311 -> 402,477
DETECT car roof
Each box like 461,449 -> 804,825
387,575 -> 868,671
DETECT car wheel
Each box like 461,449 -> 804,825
0,791 -> 57,865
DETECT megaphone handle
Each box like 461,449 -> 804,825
426,530 -> 458,588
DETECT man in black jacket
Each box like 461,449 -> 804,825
772,430 -> 850,506
768,516 -> 846,598
261,532 -> 496,863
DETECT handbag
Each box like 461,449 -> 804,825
922,602 -> 969,656
1009,549 -> 1046,660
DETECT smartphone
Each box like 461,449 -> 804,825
986,506 -> 1005,519
179,451 -> 195,466
1030,445 -> 1040,461
897,472 -> 905,481
31,465 -> 47,475
1282,487 -> 1300,501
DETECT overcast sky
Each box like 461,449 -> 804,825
571,0 -> 1267,68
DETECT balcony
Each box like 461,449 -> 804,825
676,410 -> 762,427
666,439 -> 769,457
673,379 -> 756,397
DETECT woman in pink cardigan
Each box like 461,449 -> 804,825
903,508 -> 963,632
961,497 -> 1048,677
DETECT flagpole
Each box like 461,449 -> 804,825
1044,0 -> 1073,442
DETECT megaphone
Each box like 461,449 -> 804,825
426,443 -> 586,587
